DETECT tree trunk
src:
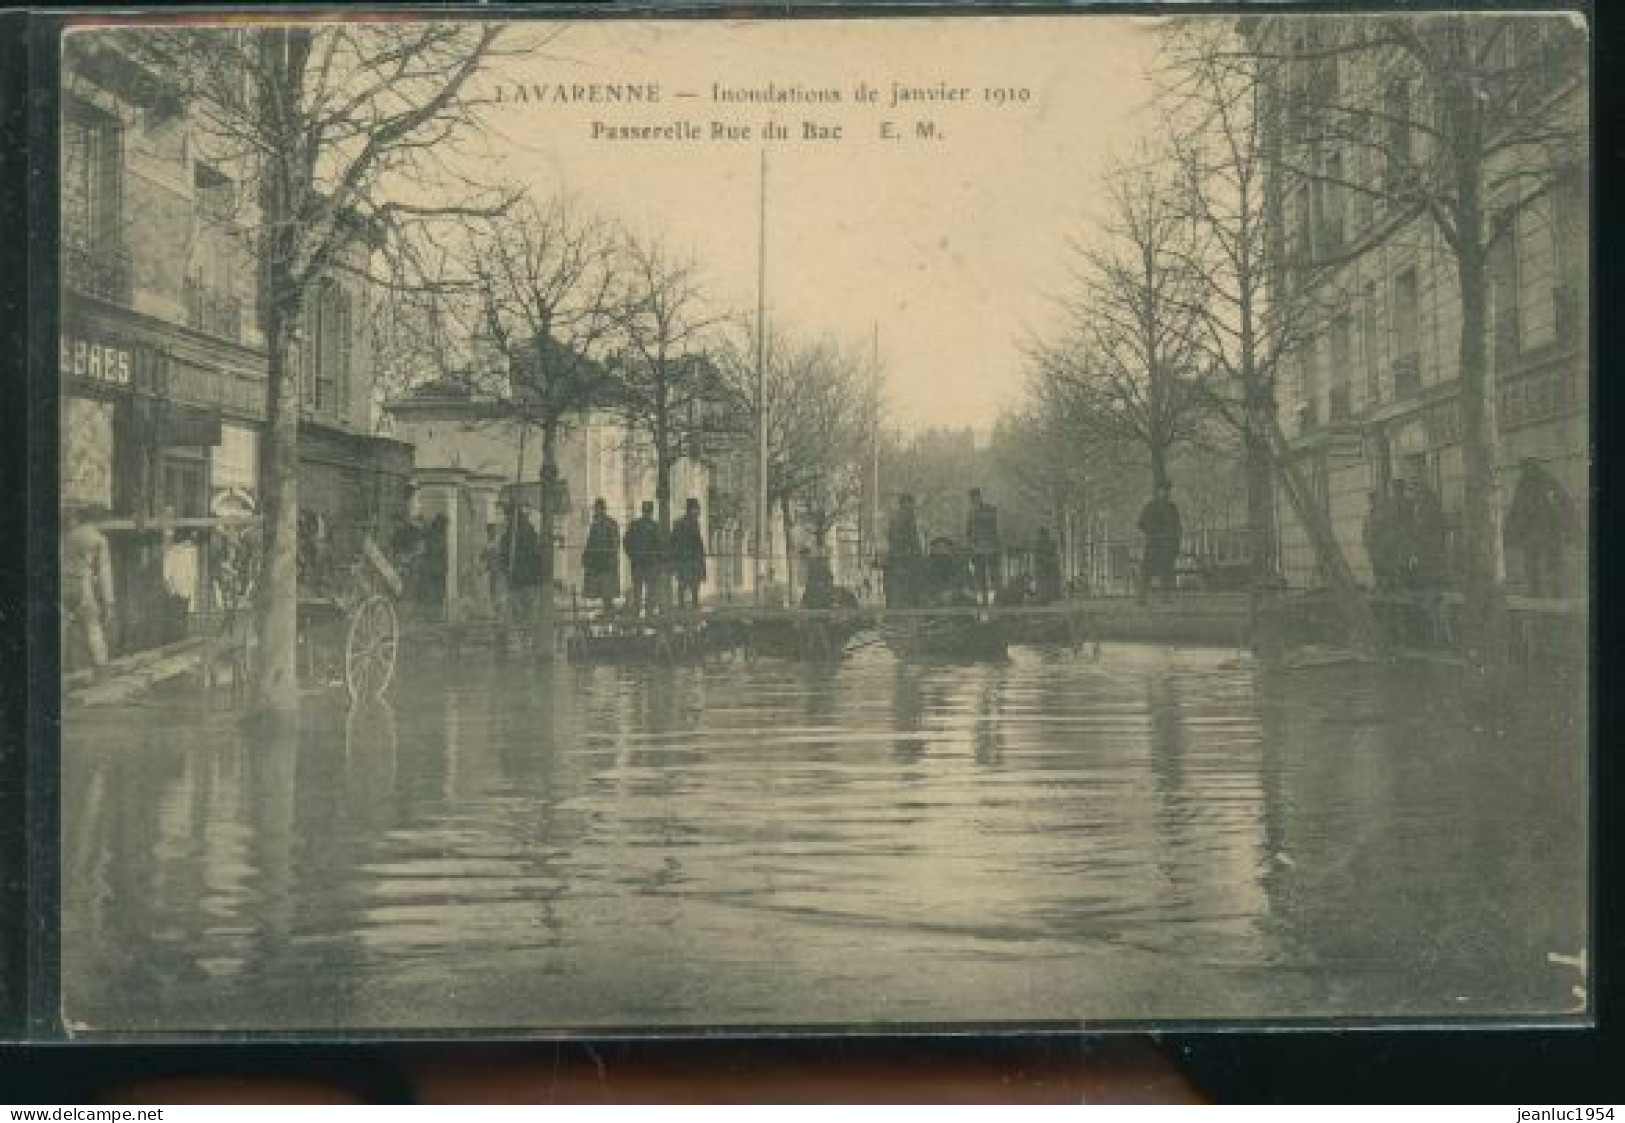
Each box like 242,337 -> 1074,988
536,419 -> 560,663
254,306 -> 301,712
780,496 -> 796,594
1149,441 -> 1170,493
655,446 -> 673,612
1243,398 -> 1279,585
1455,245 -> 1509,685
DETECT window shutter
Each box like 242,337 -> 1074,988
337,289 -> 353,423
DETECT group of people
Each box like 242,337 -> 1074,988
1362,459 -> 1575,598
882,488 -> 1066,609
1362,476 -> 1450,592
578,497 -> 709,616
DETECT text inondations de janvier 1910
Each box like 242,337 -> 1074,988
487,79 -> 1037,145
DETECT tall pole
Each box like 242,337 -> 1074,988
870,323 -> 881,574
755,147 -> 770,598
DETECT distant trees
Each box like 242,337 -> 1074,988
716,325 -> 869,587
606,234 -> 728,536
1027,160 -> 1215,500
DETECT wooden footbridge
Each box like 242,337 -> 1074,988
407,595 -> 1263,665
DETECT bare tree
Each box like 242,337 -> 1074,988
607,234 -> 728,537
1158,19 -> 1380,650
1030,160 -> 1215,501
459,196 -> 623,658
106,22 -> 510,711
715,325 -> 868,588
1242,13 -> 1587,680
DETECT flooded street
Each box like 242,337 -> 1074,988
62,644 -> 1587,1032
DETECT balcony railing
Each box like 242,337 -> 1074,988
183,278 -> 244,343
1391,353 -> 1421,399
62,240 -> 132,305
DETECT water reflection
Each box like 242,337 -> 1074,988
61,645 -> 1586,1031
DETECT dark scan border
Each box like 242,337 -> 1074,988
2,0 -> 1616,1101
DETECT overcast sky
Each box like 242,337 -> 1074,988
462,16 -> 1164,434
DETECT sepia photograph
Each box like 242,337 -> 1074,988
56,10 -> 1589,1034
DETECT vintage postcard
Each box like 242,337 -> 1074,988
55,10 -> 1589,1033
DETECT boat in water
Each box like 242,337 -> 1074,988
882,615 -> 1008,661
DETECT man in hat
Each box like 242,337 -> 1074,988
884,493 -> 923,609
670,498 -> 708,610
624,500 -> 666,617
1506,457 -> 1576,598
498,502 -> 541,626
966,488 -> 1002,607
1033,527 -> 1063,605
580,498 -> 622,615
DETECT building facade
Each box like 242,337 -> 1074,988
61,36 -> 413,656
1257,16 -> 1588,593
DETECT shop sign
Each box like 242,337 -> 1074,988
60,334 -> 133,387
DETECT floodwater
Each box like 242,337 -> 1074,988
61,642 -> 1588,1033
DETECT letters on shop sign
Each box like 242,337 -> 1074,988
61,335 -> 132,386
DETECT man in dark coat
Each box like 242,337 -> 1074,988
1033,527 -> 1062,605
1408,478 -> 1447,589
671,498 -> 708,610
800,549 -> 839,610
884,493 -> 923,608
499,504 -> 541,624
1363,485 -> 1400,590
624,500 -> 665,617
966,488 -> 1002,607
580,498 -> 621,614
1137,481 -> 1182,604
1506,457 -> 1575,598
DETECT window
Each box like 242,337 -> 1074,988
1291,185 -> 1314,266
1361,281 -> 1381,407
1295,337 -> 1319,433
194,162 -> 234,224
1320,152 -> 1346,252
1384,79 -> 1414,193
1552,174 -> 1585,341
160,454 -> 208,520
62,100 -> 127,301
1515,196 -> 1557,352
1392,267 -> 1421,396
1327,313 -> 1352,421
1351,124 -> 1374,231
1488,212 -> 1520,368
302,280 -> 355,419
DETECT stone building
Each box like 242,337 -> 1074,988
60,34 -> 413,655
1255,15 -> 1588,593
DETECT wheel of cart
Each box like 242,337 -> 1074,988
342,537 -> 403,704
297,535 -> 403,705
